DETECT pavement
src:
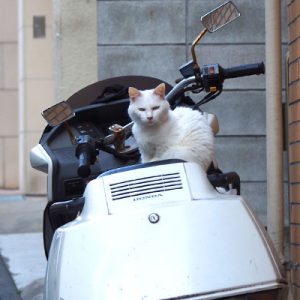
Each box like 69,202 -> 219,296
0,190 -> 47,300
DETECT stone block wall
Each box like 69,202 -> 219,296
0,0 -> 19,189
288,0 -> 300,297
97,0 -> 288,224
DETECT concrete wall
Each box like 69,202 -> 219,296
287,0 -> 300,297
97,0 -> 288,225
53,0 -> 98,103
0,0 -> 19,189
18,0 -> 54,194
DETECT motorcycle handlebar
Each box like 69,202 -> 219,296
167,62 -> 265,104
75,135 -> 96,178
77,149 -> 91,178
221,62 -> 265,80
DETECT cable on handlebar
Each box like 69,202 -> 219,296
192,88 -> 222,110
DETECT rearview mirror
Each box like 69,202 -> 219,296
42,101 -> 75,127
201,1 -> 240,33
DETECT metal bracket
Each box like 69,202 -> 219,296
109,124 -> 126,152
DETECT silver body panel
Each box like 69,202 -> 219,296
30,144 -> 53,201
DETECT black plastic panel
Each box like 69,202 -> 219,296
41,99 -> 140,203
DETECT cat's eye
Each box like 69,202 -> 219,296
152,106 -> 160,110
138,108 -> 146,111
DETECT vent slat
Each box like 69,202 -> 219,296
111,180 -> 182,195
111,183 -> 183,198
110,177 -> 181,191
112,186 -> 183,201
109,173 -> 180,187
109,172 -> 183,201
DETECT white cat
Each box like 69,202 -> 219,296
128,83 -> 214,171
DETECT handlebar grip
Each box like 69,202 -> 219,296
222,62 -> 265,79
77,148 -> 91,178
75,134 -> 97,178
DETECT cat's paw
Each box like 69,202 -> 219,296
216,186 -> 238,195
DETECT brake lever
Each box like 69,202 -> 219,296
101,122 -> 137,155
108,124 -> 127,152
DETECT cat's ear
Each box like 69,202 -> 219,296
153,83 -> 165,99
128,87 -> 141,102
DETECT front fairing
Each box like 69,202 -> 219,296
45,161 -> 286,300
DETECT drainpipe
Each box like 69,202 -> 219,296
265,0 -> 284,258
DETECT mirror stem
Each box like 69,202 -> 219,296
191,28 -> 207,68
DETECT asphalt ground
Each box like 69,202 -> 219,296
0,254 -> 21,300
0,193 -> 47,300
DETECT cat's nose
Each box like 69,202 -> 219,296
147,116 -> 153,120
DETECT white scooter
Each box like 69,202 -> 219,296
30,2 -> 287,299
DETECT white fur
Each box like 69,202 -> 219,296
128,86 -> 214,171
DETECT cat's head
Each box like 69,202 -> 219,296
128,83 -> 170,127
